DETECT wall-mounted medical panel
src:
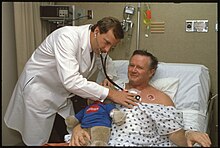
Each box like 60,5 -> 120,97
40,5 -> 92,27
186,20 -> 208,32
40,5 -> 74,20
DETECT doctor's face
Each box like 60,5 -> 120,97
93,29 -> 120,54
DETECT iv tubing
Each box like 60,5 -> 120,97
136,3 -> 141,50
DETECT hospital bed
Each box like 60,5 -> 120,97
96,60 -> 212,133
47,60 -> 213,146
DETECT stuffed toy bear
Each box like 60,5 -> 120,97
65,99 -> 126,146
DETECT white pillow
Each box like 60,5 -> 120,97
114,77 -> 179,100
149,77 -> 179,100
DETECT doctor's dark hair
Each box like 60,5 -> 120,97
91,17 -> 124,39
131,50 -> 158,70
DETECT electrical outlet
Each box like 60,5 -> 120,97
88,10 -> 93,19
59,9 -> 68,17
186,20 -> 208,32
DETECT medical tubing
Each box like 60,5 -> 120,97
136,3 -> 141,50
100,53 -> 124,91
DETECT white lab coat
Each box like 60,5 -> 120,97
4,24 -> 117,146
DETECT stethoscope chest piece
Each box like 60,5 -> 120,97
135,95 -> 141,101
128,88 -> 142,101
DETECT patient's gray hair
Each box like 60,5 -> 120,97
131,49 -> 158,70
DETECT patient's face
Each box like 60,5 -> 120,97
128,55 -> 152,86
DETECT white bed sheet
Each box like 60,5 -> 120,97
97,60 -> 211,132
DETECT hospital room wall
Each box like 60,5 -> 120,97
58,2 -> 217,96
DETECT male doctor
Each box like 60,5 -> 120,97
4,17 -> 138,146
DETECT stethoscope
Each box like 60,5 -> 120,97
95,32 -> 141,101
99,53 -> 141,101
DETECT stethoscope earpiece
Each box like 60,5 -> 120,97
95,31 -> 99,38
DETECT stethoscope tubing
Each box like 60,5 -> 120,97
100,53 -> 124,91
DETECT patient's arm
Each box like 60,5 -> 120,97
69,124 -> 90,146
168,129 -> 211,147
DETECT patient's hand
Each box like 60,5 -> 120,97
185,131 -> 211,147
101,78 -> 114,88
69,124 -> 90,146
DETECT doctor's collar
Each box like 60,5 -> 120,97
89,24 -> 93,30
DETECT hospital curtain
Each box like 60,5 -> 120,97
13,2 -> 54,77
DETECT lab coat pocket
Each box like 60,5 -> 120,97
22,76 -> 35,91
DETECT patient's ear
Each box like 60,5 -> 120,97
149,68 -> 156,78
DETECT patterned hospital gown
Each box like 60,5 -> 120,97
108,103 -> 184,147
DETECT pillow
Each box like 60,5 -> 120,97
114,77 -> 179,100
149,77 -> 179,100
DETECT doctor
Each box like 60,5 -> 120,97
4,16 -> 138,146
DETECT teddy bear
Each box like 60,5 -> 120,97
65,99 -> 126,146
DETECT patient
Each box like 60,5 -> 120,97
69,50 -> 211,147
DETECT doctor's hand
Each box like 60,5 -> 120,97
185,130 -> 211,147
69,124 -> 90,146
108,89 -> 139,109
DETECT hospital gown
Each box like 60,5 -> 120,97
108,103 -> 184,147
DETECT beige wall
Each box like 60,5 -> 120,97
58,2 -> 217,95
